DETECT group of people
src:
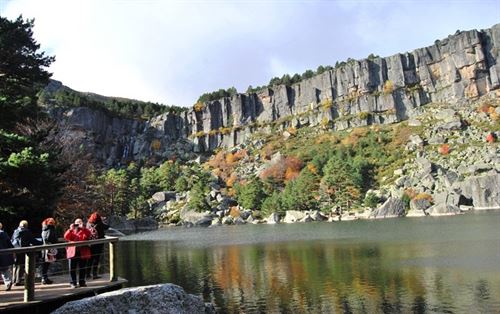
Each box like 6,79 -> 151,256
0,212 -> 109,291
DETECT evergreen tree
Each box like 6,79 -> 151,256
235,177 -> 266,210
261,191 -> 284,217
188,182 -> 209,212
281,168 -> 319,211
0,16 -> 55,130
0,16 -> 62,231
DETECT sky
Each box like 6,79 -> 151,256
1,0 -> 499,106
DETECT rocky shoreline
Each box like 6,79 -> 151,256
108,192 -> 500,235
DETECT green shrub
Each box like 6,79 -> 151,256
188,182 -> 210,212
235,177 -> 267,210
261,192 -> 284,217
364,192 -> 380,208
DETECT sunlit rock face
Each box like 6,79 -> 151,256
49,24 -> 500,165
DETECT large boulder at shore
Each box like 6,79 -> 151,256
265,212 -> 280,224
427,203 -> 461,216
180,208 -> 213,227
371,197 -> 405,218
52,283 -> 215,314
456,173 -> 500,209
283,210 -> 306,223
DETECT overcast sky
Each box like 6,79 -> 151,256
1,0 -> 499,106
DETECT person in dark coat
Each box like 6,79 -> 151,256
86,212 -> 109,279
0,222 -> 14,291
41,218 -> 58,284
11,220 -> 41,285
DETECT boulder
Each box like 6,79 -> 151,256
283,210 -> 306,223
435,120 -> 462,131
427,203 -> 461,216
435,109 -> 457,121
210,218 -> 221,227
233,217 -> 246,225
405,209 -> 427,217
180,209 -> 213,227
52,284 -> 215,314
371,197 -> 405,218
416,158 -> 434,176
240,209 -> 252,220
299,214 -> 313,223
457,173 -> 500,208
221,216 -> 233,225
152,191 -> 177,203
428,135 -> 446,145
220,197 -> 238,210
407,135 -> 423,150
310,210 -> 328,221
410,198 -> 432,211
265,213 -> 280,224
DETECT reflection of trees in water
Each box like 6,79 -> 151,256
116,240 -> 499,313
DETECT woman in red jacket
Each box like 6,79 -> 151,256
64,218 -> 91,288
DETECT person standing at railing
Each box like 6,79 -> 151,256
41,218 -> 58,285
87,212 -> 109,280
0,222 -> 14,291
64,218 -> 91,288
11,220 -> 41,286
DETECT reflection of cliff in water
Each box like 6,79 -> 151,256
117,222 -> 500,313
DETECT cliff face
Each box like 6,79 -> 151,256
50,24 -> 500,165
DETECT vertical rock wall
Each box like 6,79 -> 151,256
53,24 -> 500,165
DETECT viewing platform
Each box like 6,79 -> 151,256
0,237 -> 126,313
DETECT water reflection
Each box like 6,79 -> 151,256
117,238 -> 500,313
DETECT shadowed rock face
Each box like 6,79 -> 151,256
52,283 -> 215,314
50,24 -> 500,165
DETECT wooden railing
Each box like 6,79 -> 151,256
0,236 -> 119,302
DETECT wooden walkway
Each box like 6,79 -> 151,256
0,274 -> 127,313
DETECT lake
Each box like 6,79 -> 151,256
117,212 -> 500,313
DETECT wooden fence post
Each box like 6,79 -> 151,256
24,252 -> 35,302
109,241 -> 117,282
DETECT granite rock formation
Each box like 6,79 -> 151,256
52,283 -> 215,314
47,24 -> 500,165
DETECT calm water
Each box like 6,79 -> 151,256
117,212 -> 500,313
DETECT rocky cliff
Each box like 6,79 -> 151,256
48,24 -> 500,165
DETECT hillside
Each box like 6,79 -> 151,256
40,24 -> 500,227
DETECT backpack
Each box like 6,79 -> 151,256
88,224 -> 98,240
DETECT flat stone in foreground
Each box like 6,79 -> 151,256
52,283 -> 215,314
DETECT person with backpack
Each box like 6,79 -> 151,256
11,220 -> 41,285
64,218 -> 91,288
41,218 -> 58,284
86,212 -> 109,279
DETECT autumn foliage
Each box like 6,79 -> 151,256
486,132 -> 496,143
207,149 -> 248,187
260,156 -> 303,184
438,144 -> 450,155
341,127 -> 368,146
